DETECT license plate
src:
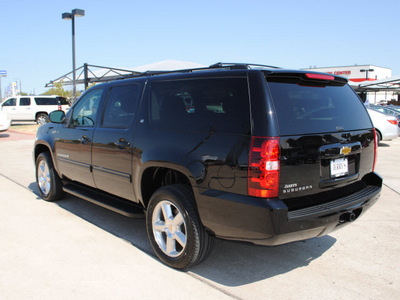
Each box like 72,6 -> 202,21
330,158 -> 348,178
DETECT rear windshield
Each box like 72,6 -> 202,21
266,77 -> 372,135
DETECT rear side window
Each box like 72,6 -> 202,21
35,97 -> 58,105
266,77 -> 372,135
149,77 -> 250,135
102,84 -> 140,128
57,97 -> 69,105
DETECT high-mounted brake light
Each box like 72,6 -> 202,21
305,73 -> 335,81
248,137 -> 280,198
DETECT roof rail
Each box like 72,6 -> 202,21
114,62 -> 281,81
209,62 -> 281,69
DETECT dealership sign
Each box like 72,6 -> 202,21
0,70 -> 6,77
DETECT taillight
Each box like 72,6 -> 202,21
373,128 -> 377,172
248,137 -> 280,198
387,119 -> 398,125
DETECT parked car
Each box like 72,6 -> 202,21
367,108 -> 399,142
34,63 -> 382,269
0,111 -> 11,132
369,105 -> 400,120
368,105 -> 400,129
388,105 -> 400,113
1,95 -> 70,124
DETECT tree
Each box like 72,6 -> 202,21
41,81 -> 72,98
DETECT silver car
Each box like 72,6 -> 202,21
367,108 -> 399,143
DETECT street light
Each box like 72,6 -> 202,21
62,9 -> 85,100
360,68 -> 374,81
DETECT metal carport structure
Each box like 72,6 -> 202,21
349,76 -> 400,103
45,60 -> 207,90
45,63 -> 141,90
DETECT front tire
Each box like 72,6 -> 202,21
35,152 -> 63,201
146,184 -> 214,269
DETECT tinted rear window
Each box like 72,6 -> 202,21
266,79 -> 372,135
149,77 -> 250,134
35,97 -> 58,105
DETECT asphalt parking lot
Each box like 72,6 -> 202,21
0,128 -> 399,299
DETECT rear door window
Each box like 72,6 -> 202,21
20,97 -> 31,106
266,75 -> 372,135
149,77 -> 250,135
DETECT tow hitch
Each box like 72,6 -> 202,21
339,208 -> 362,224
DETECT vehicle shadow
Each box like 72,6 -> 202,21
27,182 -> 336,287
378,142 -> 390,147
190,235 -> 336,286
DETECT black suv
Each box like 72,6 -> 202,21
34,63 -> 382,269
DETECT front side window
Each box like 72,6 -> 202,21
149,77 -> 250,134
20,97 -> 31,106
71,89 -> 104,127
102,84 -> 140,128
2,98 -> 16,106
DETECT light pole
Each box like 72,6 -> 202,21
62,9 -> 85,101
360,68 -> 374,81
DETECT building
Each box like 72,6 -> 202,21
304,65 -> 396,104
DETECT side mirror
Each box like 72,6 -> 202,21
49,110 -> 65,123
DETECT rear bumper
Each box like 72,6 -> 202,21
196,172 -> 382,246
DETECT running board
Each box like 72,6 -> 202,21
63,184 -> 145,218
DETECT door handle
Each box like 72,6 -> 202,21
114,138 -> 130,149
80,135 -> 91,145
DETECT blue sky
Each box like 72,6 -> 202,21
1,0 -> 400,95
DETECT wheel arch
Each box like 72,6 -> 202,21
33,141 -> 59,175
35,111 -> 48,119
139,163 -> 195,209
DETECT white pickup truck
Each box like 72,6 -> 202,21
0,95 -> 70,124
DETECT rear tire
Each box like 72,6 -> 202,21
146,184 -> 214,269
376,130 -> 382,145
35,152 -> 63,201
36,113 -> 48,125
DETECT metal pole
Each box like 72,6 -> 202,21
72,15 -> 76,100
84,63 -> 88,90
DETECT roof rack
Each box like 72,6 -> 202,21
134,62 -> 281,78
209,62 -> 281,69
